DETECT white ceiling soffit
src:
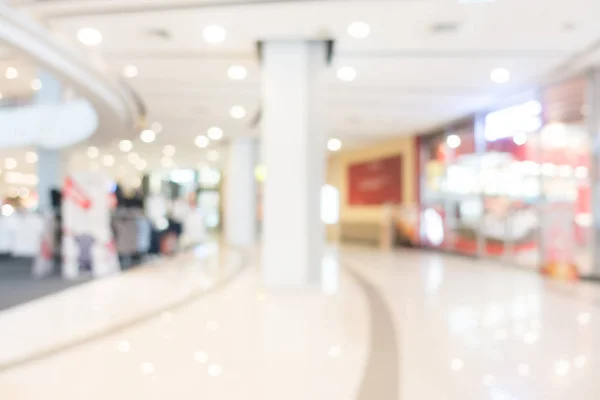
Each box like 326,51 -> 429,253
13,0 -> 600,144
0,3 -> 141,146
0,99 -> 97,148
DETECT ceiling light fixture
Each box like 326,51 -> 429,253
207,126 -> 223,140
203,24 -> 226,44
4,158 -> 17,170
123,64 -> 139,78
163,145 -> 176,157
119,140 -> 133,152
327,138 -> 342,152
140,129 -> 156,143
25,152 -> 38,164
128,152 -> 140,163
77,27 -> 103,46
337,66 -> 357,82
195,135 -> 210,148
229,105 -> 246,119
490,68 -> 511,84
347,21 -> 370,39
5,67 -> 18,80
102,154 -> 115,167
30,79 -> 42,91
446,134 -> 461,149
152,122 -> 163,134
136,159 -> 147,171
207,150 -> 220,162
87,146 -> 99,159
228,65 -> 247,80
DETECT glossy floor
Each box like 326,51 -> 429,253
1,245 -> 599,399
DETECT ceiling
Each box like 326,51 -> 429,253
1,0 -> 599,186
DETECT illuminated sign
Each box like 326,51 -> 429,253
484,100 -> 542,142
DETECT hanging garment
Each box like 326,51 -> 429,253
135,215 -> 152,254
112,209 -> 139,256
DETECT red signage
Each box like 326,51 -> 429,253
348,155 -> 402,205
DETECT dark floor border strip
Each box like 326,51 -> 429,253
0,249 -> 248,374
345,266 -> 399,400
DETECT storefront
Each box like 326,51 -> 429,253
418,73 -> 595,278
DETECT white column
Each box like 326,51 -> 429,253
225,138 -> 257,247
35,70 -> 64,211
261,40 -> 328,287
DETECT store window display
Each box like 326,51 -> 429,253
417,75 -> 592,278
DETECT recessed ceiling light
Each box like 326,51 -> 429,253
347,21 -> 370,39
207,126 -> 223,140
327,138 -> 342,152
152,122 -> 163,134
203,24 -> 226,44
123,64 -> 138,78
128,152 -> 140,163
87,146 -> 99,159
5,67 -> 18,80
228,65 -> 247,80
4,158 -> 17,170
102,154 -> 115,166
30,79 -> 42,91
195,135 -> 210,148
25,151 -> 38,164
140,129 -> 156,143
136,159 -> 147,171
337,66 -> 357,82
446,134 -> 461,149
229,105 -> 246,119
119,139 -> 133,152
77,27 -> 103,46
207,150 -> 220,162
490,68 -> 510,84
163,145 -> 176,157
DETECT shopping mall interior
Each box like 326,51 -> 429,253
1,0 -> 600,398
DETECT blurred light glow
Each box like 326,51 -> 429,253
102,154 -> 115,166
194,351 -> 208,363
1,204 -> 14,216
127,152 -> 140,163
348,21 -> 371,38
229,105 -> 246,119
451,358 -> 464,371
30,79 -> 42,91
337,66 -> 357,82
490,68 -> 510,83
555,360 -> 571,376
228,65 -> 247,80
446,134 -> 461,149
123,64 -> 138,78
207,126 -> 224,140
195,135 -> 210,148
327,138 -> 342,152
152,122 -> 163,134
25,151 -> 38,164
577,312 -> 591,325
5,67 -> 18,80
77,27 -> 103,46
207,364 -> 223,377
321,184 -> 340,225
87,146 -> 99,159
513,132 -> 527,145
255,165 -> 267,182
163,145 -> 176,157
140,362 -> 154,375
328,345 -> 342,358
203,24 -> 226,44
117,340 -> 131,353
140,129 -> 156,143
4,158 -> 16,170
207,150 -> 220,162
484,101 -> 542,141
119,140 -> 133,152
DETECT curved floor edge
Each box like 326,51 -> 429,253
346,267 -> 400,400
0,249 -> 249,374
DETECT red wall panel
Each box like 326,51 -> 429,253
348,155 -> 402,205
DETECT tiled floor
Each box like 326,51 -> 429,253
1,245 -> 600,399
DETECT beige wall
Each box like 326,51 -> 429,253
327,136 -> 417,225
